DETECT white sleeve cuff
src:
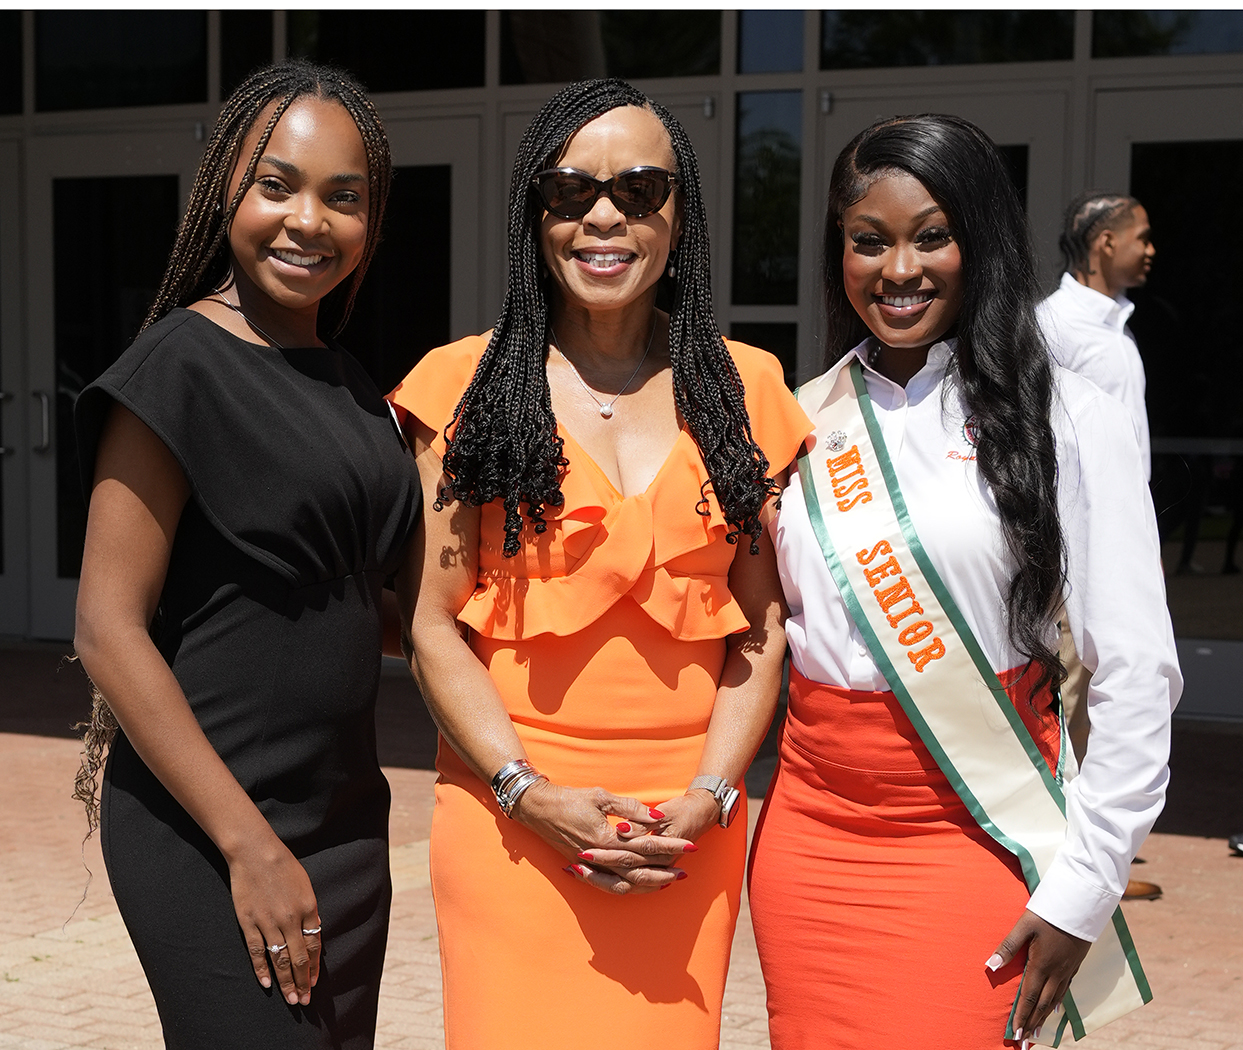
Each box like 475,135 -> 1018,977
1026,860 -> 1121,942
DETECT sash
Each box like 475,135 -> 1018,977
795,360 -> 1150,1046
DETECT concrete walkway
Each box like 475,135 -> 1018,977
1,643 -> 1239,1048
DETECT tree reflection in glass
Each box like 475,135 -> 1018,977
732,91 -> 802,306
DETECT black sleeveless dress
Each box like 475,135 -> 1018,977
75,309 -> 421,1049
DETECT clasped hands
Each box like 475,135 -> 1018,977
511,779 -> 721,895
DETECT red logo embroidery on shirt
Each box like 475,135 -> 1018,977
961,416 -> 980,447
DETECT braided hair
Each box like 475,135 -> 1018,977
823,114 -> 1066,692
441,77 -> 777,557
74,60 -> 392,832
142,58 -> 392,336
1057,190 -> 1139,278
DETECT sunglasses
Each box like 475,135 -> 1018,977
531,166 -> 679,219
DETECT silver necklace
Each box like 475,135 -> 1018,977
209,293 -> 285,349
551,316 -> 656,420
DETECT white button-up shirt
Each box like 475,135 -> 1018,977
1037,272 -> 1151,479
773,340 -> 1181,942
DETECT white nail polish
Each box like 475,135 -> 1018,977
985,953 -> 1004,971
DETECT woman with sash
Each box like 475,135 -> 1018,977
748,113 -> 1180,1049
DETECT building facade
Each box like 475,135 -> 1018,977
1,10 -> 1241,641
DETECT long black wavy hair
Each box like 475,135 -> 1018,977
141,59 -> 391,337
823,113 -> 1065,691
438,77 -> 777,557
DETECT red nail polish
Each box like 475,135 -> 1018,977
675,870 -> 689,880
660,883 -> 671,890
682,844 -> 699,853
576,851 -> 593,861
649,808 -> 665,819
616,822 -> 632,834
562,865 -> 577,878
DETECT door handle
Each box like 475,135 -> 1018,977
32,391 -> 50,453
0,391 -> 11,455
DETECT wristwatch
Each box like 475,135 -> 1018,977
688,774 -> 741,829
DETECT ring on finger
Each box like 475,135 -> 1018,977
268,943 -> 287,953
301,926 -> 322,936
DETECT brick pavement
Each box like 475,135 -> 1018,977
2,643 -> 1240,1049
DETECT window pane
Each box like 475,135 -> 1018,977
1093,11 -> 1243,58
820,11 -> 1073,70
221,11 -> 274,98
36,11 -> 207,111
501,12 -> 720,85
1129,140 -> 1243,444
0,11 -> 21,115
55,176 -> 180,578
339,165 -> 452,395
730,323 -> 797,389
288,11 -> 485,91
995,144 -> 1029,210
1132,140 -> 1243,601
732,91 -> 801,306
739,10 -> 804,74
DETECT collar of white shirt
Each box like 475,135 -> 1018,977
1055,270 -> 1134,331
809,337 -> 957,410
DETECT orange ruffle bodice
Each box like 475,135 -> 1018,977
389,334 -> 810,642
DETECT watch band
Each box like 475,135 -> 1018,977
688,774 -> 741,828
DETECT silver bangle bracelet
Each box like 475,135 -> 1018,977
495,769 -> 547,818
491,758 -> 535,796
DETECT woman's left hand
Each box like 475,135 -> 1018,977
589,791 -> 720,884
646,791 -> 722,845
987,909 -> 1091,1044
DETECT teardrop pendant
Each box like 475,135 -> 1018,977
599,404 -> 614,419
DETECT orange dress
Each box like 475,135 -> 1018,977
390,336 -> 810,1049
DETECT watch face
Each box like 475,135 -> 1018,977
719,787 -> 740,828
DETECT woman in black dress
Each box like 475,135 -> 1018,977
73,61 -> 419,1049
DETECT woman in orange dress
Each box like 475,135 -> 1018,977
389,78 -> 809,1047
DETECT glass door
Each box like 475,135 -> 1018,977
0,140 -> 25,636
1092,83 -> 1243,670
24,129 -> 201,639
343,113 -> 485,393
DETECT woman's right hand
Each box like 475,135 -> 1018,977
226,836 -> 323,1006
512,779 -> 696,894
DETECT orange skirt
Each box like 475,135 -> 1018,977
748,666 -> 1060,1050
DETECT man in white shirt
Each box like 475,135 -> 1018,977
1039,192 -> 1163,902
1037,191 -> 1155,480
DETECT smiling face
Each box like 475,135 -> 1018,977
840,171 -> 964,361
226,96 -> 370,321
539,106 -> 680,321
